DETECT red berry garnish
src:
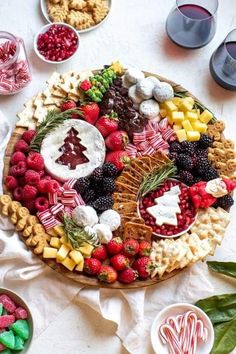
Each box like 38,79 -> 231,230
35,197 -> 49,212
84,258 -> 102,275
13,187 -> 23,201
26,152 -> 44,171
22,130 -> 36,144
22,185 -> 37,201
10,152 -> 26,165
9,161 -> 27,177
5,176 -> 18,190
25,170 -> 40,186
14,139 -> 29,154
45,180 -> 60,193
92,245 -> 108,261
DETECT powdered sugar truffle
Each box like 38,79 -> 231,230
139,99 -> 160,120
153,82 -> 174,103
136,78 -> 154,100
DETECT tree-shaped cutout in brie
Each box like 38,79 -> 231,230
56,127 -> 89,170
146,185 -> 181,226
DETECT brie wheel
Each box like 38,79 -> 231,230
41,119 -> 105,181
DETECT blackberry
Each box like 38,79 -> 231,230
91,167 -> 103,182
102,163 -> 118,177
176,154 -> 194,171
74,177 -> 90,194
196,148 -> 208,159
217,195 -> 234,209
93,195 -> 113,211
193,176 -> 203,184
180,141 -> 196,156
178,170 -> 194,185
102,177 -> 116,194
203,167 -> 219,181
169,141 -> 182,153
82,189 -> 96,203
198,134 -> 213,149
169,152 -> 178,161
196,158 -> 211,175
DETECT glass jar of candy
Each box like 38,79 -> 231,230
0,31 -> 31,95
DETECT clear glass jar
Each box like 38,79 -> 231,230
0,31 -> 31,95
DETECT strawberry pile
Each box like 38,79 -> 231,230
83,238 -> 152,284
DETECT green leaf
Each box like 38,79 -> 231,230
211,317 -> 236,354
196,294 -> 236,324
208,261 -> 236,279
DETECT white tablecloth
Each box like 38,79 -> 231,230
0,1 -> 236,353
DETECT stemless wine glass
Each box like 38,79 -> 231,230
166,0 -> 218,49
210,29 -> 236,91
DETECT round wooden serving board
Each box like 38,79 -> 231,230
2,71 -> 218,289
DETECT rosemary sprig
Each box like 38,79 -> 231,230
30,109 -> 83,152
63,213 -> 100,250
138,163 -> 177,198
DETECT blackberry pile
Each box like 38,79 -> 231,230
99,77 -> 148,136
213,194 -> 234,209
169,134 -> 219,186
74,163 -> 118,212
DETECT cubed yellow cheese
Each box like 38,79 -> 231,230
171,111 -> 185,124
50,237 -> 61,249
185,111 -> 198,122
167,115 -> 173,124
60,235 -> 67,244
61,257 -> 76,271
187,131 -> 200,141
69,250 -> 84,264
47,228 -> 58,237
179,98 -> 194,112
191,109 -> 201,117
56,244 -> 71,261
184,96 -> 195,105
173,124 -> 182,131
160,109 -> 167,118
163,100 -> 178,113
176,129 -> 187,142
75,258 -> 84,272
199,110 -> 213,124
172,97 -> 182,107
53,225 -> 66,237
192,121 -> 207,133
182,120 -> 193,132
78,243 -> 94,258
43,247 -> 58,259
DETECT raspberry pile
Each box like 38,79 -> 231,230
83,237 -> 152,284
169,134 -> 219,186
6,130 -> 61,214
74,163 -> 118,212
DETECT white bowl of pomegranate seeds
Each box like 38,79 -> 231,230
34,23 -> 79,64
151,303 -> 214,354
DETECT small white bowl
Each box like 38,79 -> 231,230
151,303 -> 214,354
34,23 -> 80,64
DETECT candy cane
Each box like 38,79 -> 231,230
159,324 -> 183,354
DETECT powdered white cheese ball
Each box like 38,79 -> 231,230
136,78 -> 154,99
128,85 -> 143,104
93,223 -> 113,244
125,68 -> 145,84
153,82 -> 174,103
139,99 -> 160,120
72,206 -> 98,227
122,75 -> 133,89
99,209 -> 121,231
146,76 -> 161,86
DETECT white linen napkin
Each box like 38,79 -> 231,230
0,110 -> 214,353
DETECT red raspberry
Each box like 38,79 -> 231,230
23,199 -> 36,214
27,152 -> 44,171
14,139 -> 29,153
22,185 -> 37,201
38,170 -> 45,178
10,152 -> 26,165
42,175 -> 52,181
25,170 -> 40,186
13,187 -> 23,201
46,180 -> 60,193
9,161 -> 27,177
35,197 -> 49,212
37,179 -> 48,194
5,176 -> 18,190
18,176 -> 26,187
22,130 -> 36,144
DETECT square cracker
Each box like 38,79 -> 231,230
115,181 -> 139,194
113,202 -> 138,215
124,222 -> 152,242
113,192 -> 137,203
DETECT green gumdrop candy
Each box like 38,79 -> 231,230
1,349 -> 12,354
0,330 -> 15,349
14,335 -> 25,351
0,304 -> 3,316
10,320 -> 29,341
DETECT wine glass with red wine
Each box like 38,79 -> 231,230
210,29 -> 236,91
166,0 -> 218,49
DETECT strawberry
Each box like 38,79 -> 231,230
105,150 -> 130,171
84,258 -> 102,275
138,241 -> 151,257
106,237 -> 123,255
133,256 -> 150,279
118,268 -> 138,284
80,102 -> 100,125
110,254 -> 129,271
98,265 -> 118,283
92,245 -> 108,261
105,130 -> 129,151
123,239 -> 139,257
96,115 -> 119,137
60,100 -> 77,111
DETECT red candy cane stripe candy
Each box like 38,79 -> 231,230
50,203 -> 64,215
48,192 -> 58,205
43,217 -> 61,231
63,178 -> 77,189
133,131 -> 146,144
158,118 -> 168,131
162,128 -> 176,141
74,194 -> 85,206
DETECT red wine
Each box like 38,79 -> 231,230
226,42 -> 236,60
179,4 -> 212,20
166,4 -> 216,49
